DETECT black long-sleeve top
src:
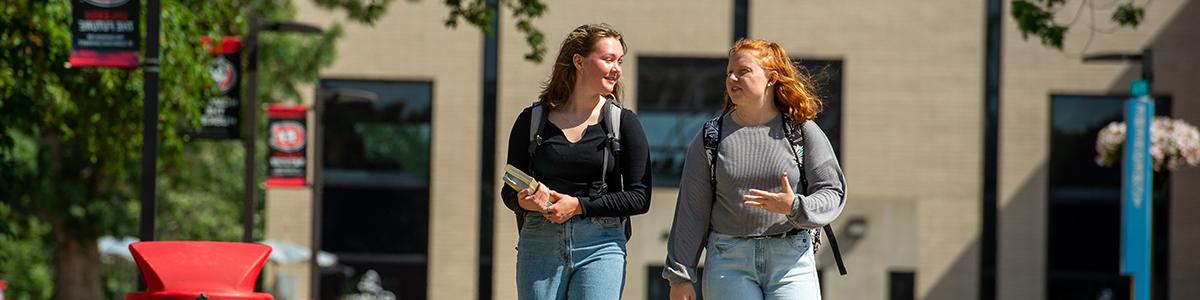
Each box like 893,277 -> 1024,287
501,105 -> 652,222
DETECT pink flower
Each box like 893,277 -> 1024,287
1095,117 -> 1200,171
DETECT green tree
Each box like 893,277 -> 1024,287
0,0 -> 545,298
316,0 -> 548,61
1012,0 -> 1145,49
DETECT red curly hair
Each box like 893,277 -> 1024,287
721,38 -> 823,122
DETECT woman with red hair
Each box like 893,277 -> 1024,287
663,38 -> 847,300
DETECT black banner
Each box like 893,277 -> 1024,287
266,105 -> 308,188
193,37 -> 243,139
70,0 -> 140,68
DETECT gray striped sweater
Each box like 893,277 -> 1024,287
663,113 -> 847,285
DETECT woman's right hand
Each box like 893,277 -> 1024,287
669,283 -> 696,300
517,184 -> 551,213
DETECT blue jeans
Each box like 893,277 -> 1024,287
516,213 -> 628,300
702,230 -> 821,300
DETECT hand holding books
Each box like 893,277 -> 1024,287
505,164 -> 582,223
506,165 -> 553,212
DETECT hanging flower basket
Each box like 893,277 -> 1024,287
1095,117 -> 1200,171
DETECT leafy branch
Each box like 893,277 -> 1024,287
1011,0 -> 1145,50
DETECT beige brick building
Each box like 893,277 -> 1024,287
262,0 -> 1199,299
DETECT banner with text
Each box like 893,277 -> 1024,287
266,104 -> 308,188
193,36 -> 243,139
70,0 -> 140,68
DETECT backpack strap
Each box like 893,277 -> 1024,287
601,98 -> 632,241
701,113 -> 726,190
783,116 -> 848,276
525,99 -> 625,199
606,98 -> 623,153
517,101 -> 550,233
601,98 -> 624,190
824,223 -> 848,275
697,112 -> 724,266
528,101 -> 548,161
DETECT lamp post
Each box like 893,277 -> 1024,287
1083,48 -> 1153,300
311,88 -> 378,298
242,17 -> 325,244
136,1 -> 161,292
140,0 -> 161,244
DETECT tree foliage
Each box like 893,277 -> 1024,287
1012,0 -> 1146,50
0,0 -> 544,298
315,0 -> 548,62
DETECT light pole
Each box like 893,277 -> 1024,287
1083,48 -> 1153,300
242,17 -> 325,243
140,0 -> 161,244
137,0 -> 161,292
311,88 -> 378,298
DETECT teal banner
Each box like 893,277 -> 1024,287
1121,80 -> 1153,300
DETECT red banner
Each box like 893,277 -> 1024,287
70,0 -> 140,68
266,104 -> 308,188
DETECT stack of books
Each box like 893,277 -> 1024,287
503,164 -> 540,192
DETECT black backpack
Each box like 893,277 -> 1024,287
515,98 -> 626,231
701,112 -> 848,275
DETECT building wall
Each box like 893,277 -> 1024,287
998,1 -> 1200,299
264,187 -> 315,300
754,0 -> 985,299
274,1 -> 1199,299
1156,3 -> 1200,297
290,1 -> 484,299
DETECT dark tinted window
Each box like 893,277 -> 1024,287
890,270 -> 915,300
318,79 -> 433,299
638,57 -> 842,186
1047,95 -> 1170,300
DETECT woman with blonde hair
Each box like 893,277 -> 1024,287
502,23 -> 652,300
663,38 -> 847,300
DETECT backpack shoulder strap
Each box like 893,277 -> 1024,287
786,118 -> 849,276
605,98 -> 623,153
528,101 -> 548,160
601,98 -> 624,189
516,101 -> 549,233
702,113 -> 726,159
782,117 -> 806,188
702,113 -> 726,191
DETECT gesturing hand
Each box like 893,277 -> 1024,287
742,171 -> 796,215
544,190 -> 582,224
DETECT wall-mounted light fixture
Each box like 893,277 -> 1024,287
844,217 -> 868,240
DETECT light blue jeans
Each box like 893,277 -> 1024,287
516,213 -> 628,300
702,230 -> 821,300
